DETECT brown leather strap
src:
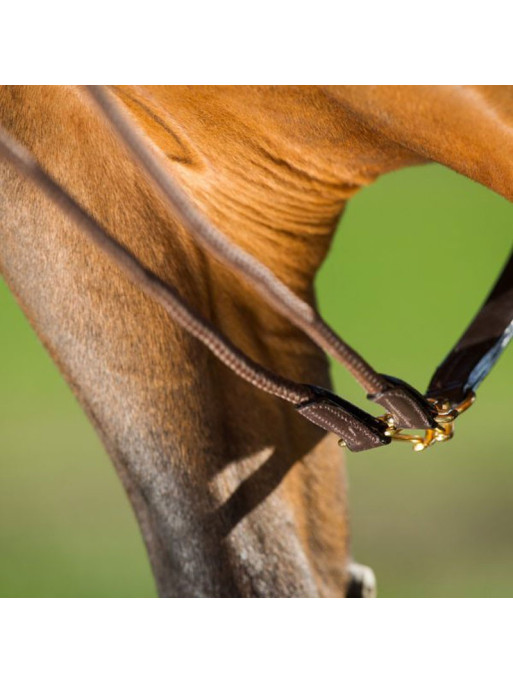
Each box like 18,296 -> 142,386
1,88 -> 511,453
427,249 -> 513,405
0,122 -> 389,452
369,375 -> 438,429
296,386 -> 390,451
85,85 -> 435,431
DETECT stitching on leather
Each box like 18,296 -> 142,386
298,403 -> 380,447
299,403 -> 350,435
377,388 -> 429,423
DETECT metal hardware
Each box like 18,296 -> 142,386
379,391 -> 476,452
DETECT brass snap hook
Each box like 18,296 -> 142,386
378,391 -> 476,452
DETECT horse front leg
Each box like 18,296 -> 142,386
0,86 -> 354,597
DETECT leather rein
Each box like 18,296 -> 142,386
0,85 -> 511,453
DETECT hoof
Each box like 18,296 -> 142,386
346,561 -> 377,598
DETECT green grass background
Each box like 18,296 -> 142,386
1,163 -> 512,597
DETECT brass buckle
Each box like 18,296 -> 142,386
379,391 -> 476,452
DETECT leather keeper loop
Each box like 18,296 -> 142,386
368,375 -> 438,430
296,385 -> 390,452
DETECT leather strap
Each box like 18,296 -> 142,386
85,85 -> 436,432
368,375 -> 438,429
0,120 -> 389,453
296,386 -> 390,452
0,88 -> 511,453
427,249 -> 513,405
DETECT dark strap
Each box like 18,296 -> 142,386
368,375 -> 438,429
0,121 -> 389,452
0,87 -> 511,452
85,85 -> 435,431
427,250 -> 513,405
296,386 -> 391,452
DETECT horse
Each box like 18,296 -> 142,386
0,85 -> 511,597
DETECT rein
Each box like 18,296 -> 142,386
0,85 -> 511,452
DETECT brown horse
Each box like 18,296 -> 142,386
1,86 -> 512,597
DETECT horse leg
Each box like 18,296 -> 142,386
0,86 -> 353,597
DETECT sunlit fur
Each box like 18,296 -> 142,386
0,86 -> 511,596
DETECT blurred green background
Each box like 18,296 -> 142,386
1,163 -> 512,597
